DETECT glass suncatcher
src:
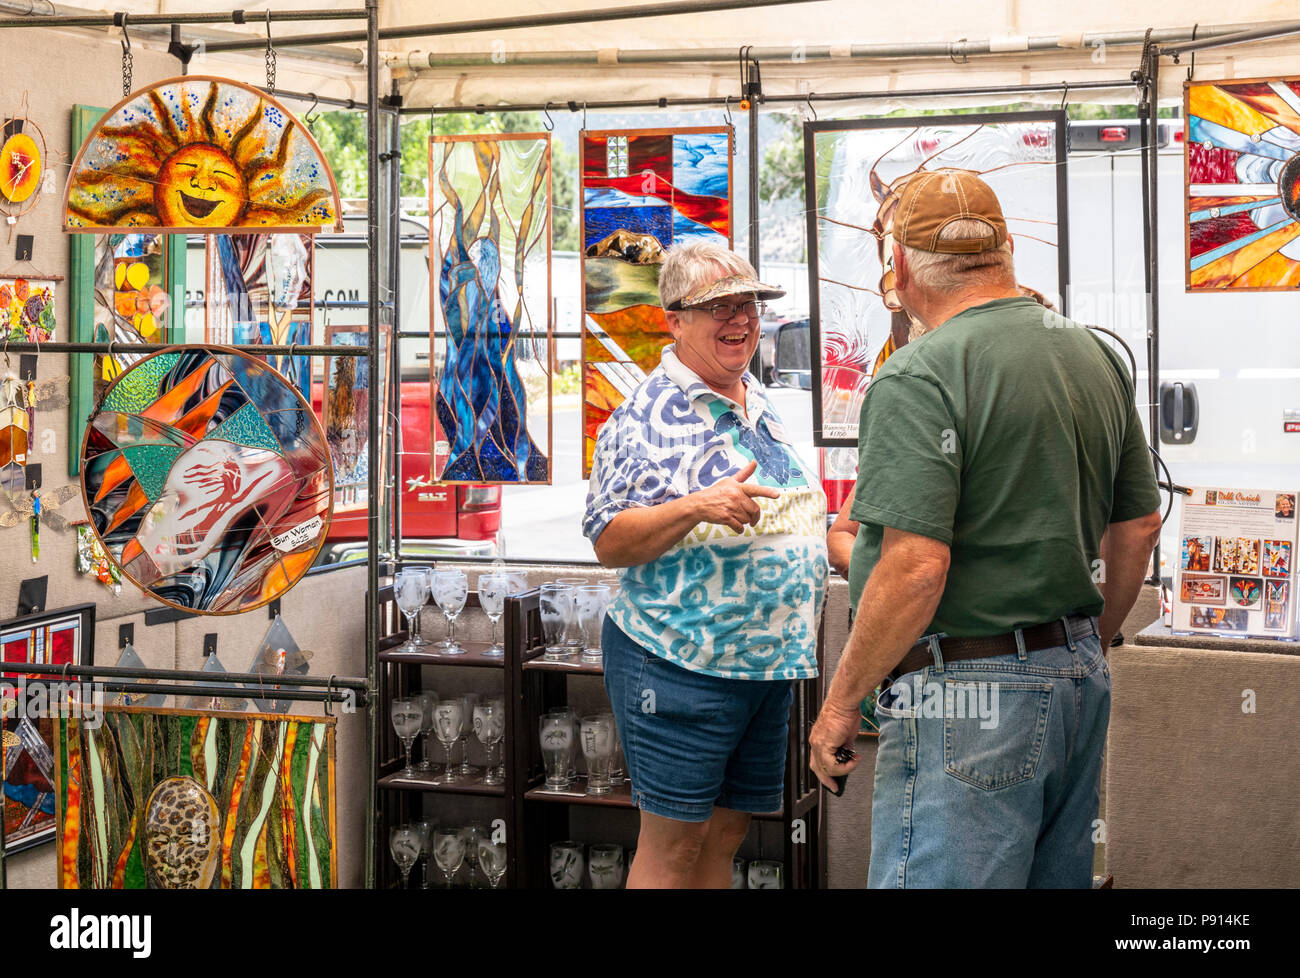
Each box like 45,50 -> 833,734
580,126 -> 733,476
428,133 -> 552,484
53,706 -> 336,888
804,112 -> 1068,445
80,347 -> 333,614
1185,77 -> 1300,290
322,323 -> 390,514
1,276 -> 56,342
63,75 -> 342,234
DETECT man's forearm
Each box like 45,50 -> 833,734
1097,515 -> 1161,649
824,548 -> 946,713
593,496 -> 702,568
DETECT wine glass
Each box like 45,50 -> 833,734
580,714 -> 615,795
539,712 -> 574,791
555,577 -> 589,653
588,843 -> 625,889
539,584 -> 575,660
748,860 -> 783,889
431,569 -> 469,654
393,569 -> 430,653
433,699 -> 463,784
390,697 -> 422,778
478,572 -> 509,657
457,692 -> 481,778
732,856 -> 746,889
576,584 -> 611,662
474,699 -> 506,785
477,837 -> 508,888
389,824 -> 421,888
432,827 -> 466,888
549,840 -> 585,889
405,564 -> 433,645
415,690 -> 438,773
415,818 -> 435,888
460,823 -> 489,887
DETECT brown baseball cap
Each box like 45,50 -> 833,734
892,168 -> 1007,254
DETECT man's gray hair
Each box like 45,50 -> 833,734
658,240 -> 757,310
899,218 -> 1016,293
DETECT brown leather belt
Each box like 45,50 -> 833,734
890,614 -> 1097,680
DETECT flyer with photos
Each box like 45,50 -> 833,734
1174,487 -> 1297,638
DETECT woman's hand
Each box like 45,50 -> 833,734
691,460 -> 780,533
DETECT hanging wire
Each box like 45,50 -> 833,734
265,10 -> 277,92
118,13 -> 133,97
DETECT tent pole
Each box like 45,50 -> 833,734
364,0 -> 381,892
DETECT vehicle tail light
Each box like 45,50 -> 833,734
461,485 -> 500,510
1100,127 -> 1127,143
1174,128 -> 1185,142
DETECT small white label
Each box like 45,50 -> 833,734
271,516 -> 323,552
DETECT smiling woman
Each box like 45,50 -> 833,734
64,75 -> 342,234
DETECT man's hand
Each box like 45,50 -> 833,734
692,459 -> 780,532
808,698 -> 862,791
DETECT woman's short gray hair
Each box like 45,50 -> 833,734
658,240 -> 757,310
899,218 -> 1016,293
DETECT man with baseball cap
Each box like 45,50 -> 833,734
808,168 -> 1162,887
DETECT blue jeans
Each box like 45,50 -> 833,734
868,620 -> 1110,888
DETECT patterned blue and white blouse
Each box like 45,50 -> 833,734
583,346 -> 828,681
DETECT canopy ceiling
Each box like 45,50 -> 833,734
13,1 -> 1300,113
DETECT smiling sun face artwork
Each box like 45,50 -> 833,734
64,76 -> 342,234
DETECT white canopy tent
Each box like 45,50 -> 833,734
5,0 -> 1300,112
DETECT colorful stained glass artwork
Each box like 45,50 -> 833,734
0,372 -> 30,492
54,706 -> 336,888
80,347 -> 333,615
805,114 -> 1065,444
1,276 -> 56,342
1185,77 -> 1300,290
1,112 -> 45,216
2,603 -> 94,855
92,234 -> 171,394
428,134 -> 552,484
64,75 -> 342,234
206,233 -> 314,399
580,127 -> 732,476
324,323 -> 389,511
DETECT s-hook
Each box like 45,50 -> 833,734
722,95 -> 733,127
265,10 -> 277,92
543,102 -> 555,132
116,12 -> 133,97
324,675 -> 337,716
806,92 -> 817,121
1060,81 -> 1070,111
305,93 -> 320,132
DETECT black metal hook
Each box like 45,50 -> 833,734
722,95 -> 733,127
543,102 -> 554,132
807,92 -> 817,121
1188,23 -> 1198,81
305,93 -> 320,130
324,674 -> 337,716
582,101 -> 588,129
116,11 -> 131,54
1060,81 -> 1070,111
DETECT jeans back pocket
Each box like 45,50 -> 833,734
943,680 -> 1053,790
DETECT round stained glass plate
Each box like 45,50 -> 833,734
80,346 -> 333,614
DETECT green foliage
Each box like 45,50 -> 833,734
554,362 -> 581,395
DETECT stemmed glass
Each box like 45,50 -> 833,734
732,856 -> 746,889
549,841 -> 585,889
393,569 -> 430,653
474,699 -> 505,785
390,697 -> 422,778
576,584 -> 611,662
406,564 -> 432,645
415,818 -> 434,888
478,572 -> 509,657
588,844 -> 625,889
433,699 -> 463,784
539,711 -> 575,791
389,824 -> 420,888
478,837 -> 507,888
431,569 -> 469,654
555,577 -> 589,653
416,690 -> 437,773
460,823 -> 488,887
748,860 -> 783,889
539,583 -> 576,660
580,714 -> 615,795
457,692 -> 481,778
432,827 -> 466,888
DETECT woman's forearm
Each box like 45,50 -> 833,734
593,496 -> 703,568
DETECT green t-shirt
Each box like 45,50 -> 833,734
846,295 -> 1161,636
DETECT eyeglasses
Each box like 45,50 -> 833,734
684,299 -> 766,321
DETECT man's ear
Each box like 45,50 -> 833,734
891,242 -> 909,291
1006,232 -> 1015,255
664,310 -> 683,339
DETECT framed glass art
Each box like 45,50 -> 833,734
1185,77 -> 1300,290
79,347 -> 333,615
54,705 -> 336,888
2,602 -> 95,855
428,133 -> 552,485
1,96 -> 45,221
1,276 -> 56,342
323,322 -> 390,515
205,233 -> 314,400
803,111 -> 1068,445
580,126 -> 733,476
63,76 -> 342,234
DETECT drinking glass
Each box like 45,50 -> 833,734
415,690 -> 438,773
431,568 -> 469,653
580,714 -> 615,795
405,564 -> 433,645
552,705 -> 579,779
432,827 -> 466,888
478,837 -> 508,888
389,824 -> 420,888
539,712 -> 574,791
473,699 -> 505,785
732,856 -> 746,889
414,818 -> 435,888
588,843 -> 625,889
539,583 -> 576,660
390,697 -> 422,778
478,573 -> 509,657
555,577 -> 589,652
457,692 -> 481,777
549,840 -> 585,889
393,569 -> 430,653
459,824 -> 484,887
433,699 -> 464,784
748,860 -> 783,889
576,584 -> 612,662
599,710 -> 625,785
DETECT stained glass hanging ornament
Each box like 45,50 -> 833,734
79,346 -> 334,615
1,93 -> 47,229
1,276 -> 57,342
64,76 -> 343,234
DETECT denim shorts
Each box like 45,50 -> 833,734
601,617 -> 793,822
